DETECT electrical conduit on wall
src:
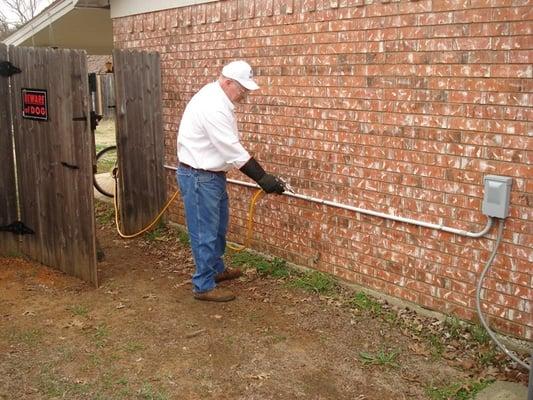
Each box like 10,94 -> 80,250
164,164 -> 493,238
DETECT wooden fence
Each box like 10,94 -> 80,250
95,73 -> 115,119
0,44 -> 97,285
113,49 -> 166,235
1,46 -> 165,285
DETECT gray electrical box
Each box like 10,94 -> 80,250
482,175 -> 512,218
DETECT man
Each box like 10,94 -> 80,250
177,60 -> 285,302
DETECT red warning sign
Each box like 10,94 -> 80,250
22,88 -> 48,121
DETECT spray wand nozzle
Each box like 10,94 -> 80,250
278,177 -> 295,194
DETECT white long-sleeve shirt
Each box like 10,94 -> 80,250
177,81 -> 251,172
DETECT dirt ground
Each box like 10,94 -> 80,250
0,201 -> 529,400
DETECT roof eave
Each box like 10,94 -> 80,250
2,0 -> 110,47
3,0 -> 76,46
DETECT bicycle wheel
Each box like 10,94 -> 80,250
93,145 -> 117,198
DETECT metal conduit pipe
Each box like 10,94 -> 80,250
475,219 -> 530,371
164,165 -> 493,238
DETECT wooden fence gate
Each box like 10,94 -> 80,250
113,49 -> 166,234
0,46 -> 164,285
0,44 -> 97,285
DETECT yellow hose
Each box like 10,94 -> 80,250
113,182 -> 180,239
227,189 -> 264,252
112,171 -> 264,249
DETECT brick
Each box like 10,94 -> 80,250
398,0 -> 431,14
301,0 -> 316,13
491,64 -> 532,78
144,13 -> 155,31
509,20 -> 532,36
417,11 -> 453,25
432,0 -> 470,12
206,2 -> 221,23
442,290 -> 471,307
490,318 -> 525,339
238,0 -> 255,19
470,21 -> 510,36
453,8 -> 492,24
508,309 -> 533,327
274,0 -> 294,14
180,6 -> 192,26
493,5 -> 532,22
492,35 -> 531,50
255,0 -> 273,17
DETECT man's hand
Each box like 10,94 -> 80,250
257,174 -> 285,194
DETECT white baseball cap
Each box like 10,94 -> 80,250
222,60 -> 259,91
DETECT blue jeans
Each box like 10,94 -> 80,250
177,166 -> 228,293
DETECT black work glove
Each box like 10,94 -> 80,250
257,173 -> 285,194
239,157 -> 285,195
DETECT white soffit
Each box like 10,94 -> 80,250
110,0 -> 217,18
2,0 -> 112,55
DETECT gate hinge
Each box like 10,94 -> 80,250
0,61 -> 22,77
0,221 -> 35,235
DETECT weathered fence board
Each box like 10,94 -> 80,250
95,73 -> 115,119
0,43 -> 19,256
113,49 -> 166,234
8,46 -> 97,285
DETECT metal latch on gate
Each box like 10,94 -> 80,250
0,221 -> 35,235
0,61 -> 21,77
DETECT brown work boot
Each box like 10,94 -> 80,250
193,287 -> 236,302
215,267 -> 243,283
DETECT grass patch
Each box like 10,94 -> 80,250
3,250 -> 24,258
477,348 -> 498,366
230,251 -> 337,294
230,251 -> 290,278
349,291 -> 383,315
144,223 -> 167,242
94,119 -> 116,147
469,324 -> 490,345
290,270 -> 336,295
95,200 -> 115,225
172,226 -> 190,246
139,383 -> 168,400
9,328 -> 43,347
268,333 -> 287,344
123,341 -> 145,353
265,257 -> 291,278
95,146 -> 118,174
426,379 -> 493,400
69,304 -> 89,317
93,323 -> 109,348
443,316 -> 463,340
426,334 -> 445,359
359,348 -> 399,368
39,371 -> 92,398
95,143 -> 109,153
37,362 -> 96,398
39,366 -> 138,399
383,311 -> 398,324
86,353 -> 104,368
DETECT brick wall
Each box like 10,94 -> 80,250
112,0 -> 533,340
